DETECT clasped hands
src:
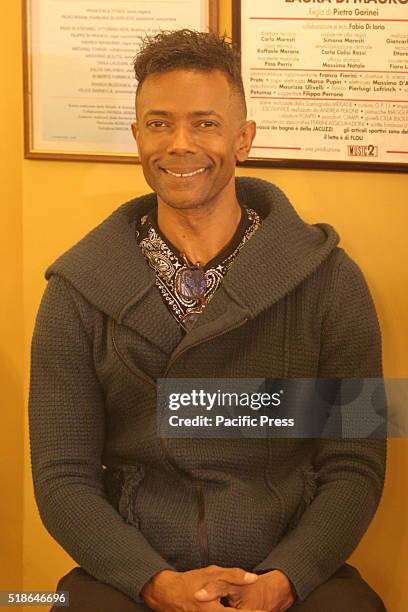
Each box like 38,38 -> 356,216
141,564 -> 296,612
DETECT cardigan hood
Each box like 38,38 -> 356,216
45,177 -> 339,331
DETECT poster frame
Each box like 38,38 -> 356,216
22,0 -> 220,163
232,0 -> 408,173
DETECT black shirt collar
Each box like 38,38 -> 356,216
144,201 -> 251,271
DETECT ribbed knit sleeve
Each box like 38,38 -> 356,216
252,253 -> 387,601
28,274 -> 175,603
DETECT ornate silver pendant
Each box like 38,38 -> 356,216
176,266 -> 207,301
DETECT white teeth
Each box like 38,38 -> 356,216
165,167 -> 206,178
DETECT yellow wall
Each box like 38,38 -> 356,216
1,1 -> 406,610
0,0 -> 24,596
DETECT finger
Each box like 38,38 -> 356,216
222,608 -> 267,612
200,602 -> 268,612
204,605 -> 267,612
194,579 -> 233,601
209,567 -> 259,586
195,571 -> 258,602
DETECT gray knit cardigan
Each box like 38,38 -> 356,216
28,177 -> 386,605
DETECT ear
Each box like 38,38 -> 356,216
131,122 -> 138,143
235,121 -> 256,163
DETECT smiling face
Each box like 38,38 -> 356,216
131,69 -> 256,211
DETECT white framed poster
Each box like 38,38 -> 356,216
23,0 -> 219,162
233,0 -> 408,172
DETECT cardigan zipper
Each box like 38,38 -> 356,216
111,319 -> 158,388
160,317 -> 248,565
156,438 -> 209,567
111,315 -> 248,567
195,479 -> 210,566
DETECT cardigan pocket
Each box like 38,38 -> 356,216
264,465 -> 318,535
103,464 -> 145,529
262,476 -> 286,537
285,466 -> 318,531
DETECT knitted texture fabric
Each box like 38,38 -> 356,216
28,177 -> 386,604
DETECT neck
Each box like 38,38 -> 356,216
156,191 -> 242,267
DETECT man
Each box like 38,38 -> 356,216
28,30 -> 387,611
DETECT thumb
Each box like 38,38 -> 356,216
217,568 -> 259,586
194,573 -> 258,602
194,581 -> 228,602
244,572 -> 259,583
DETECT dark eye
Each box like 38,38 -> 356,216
148,121 -> 167,128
